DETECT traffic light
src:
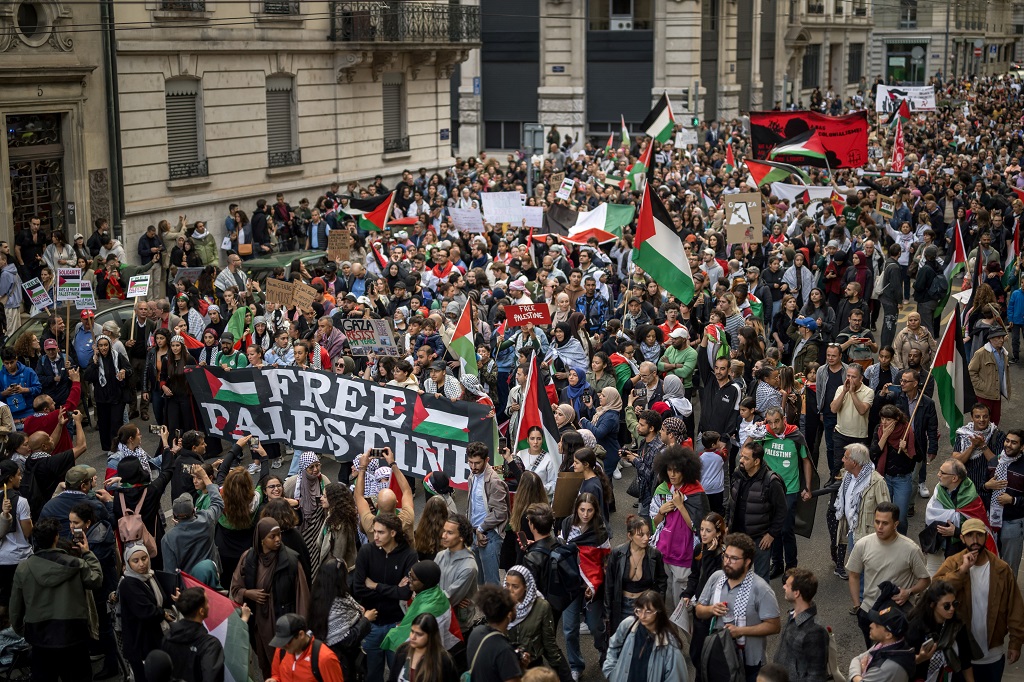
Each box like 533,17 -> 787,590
690,116 -> 700,127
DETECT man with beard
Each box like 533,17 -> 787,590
696,532 -> 781,680
759,407 -> 813,578
985,429 -> 1024,577
933,519 -> 1024,681
953,403 -> 1005,510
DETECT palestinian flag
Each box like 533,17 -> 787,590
925,477 -> 998,553
382,585 -> 462,652
622,142 -> 653,191
745,159 -> 810,187
181,573 -> 252,682
933,304 -> 977,447
609,353 -> 637,393
511,355 -> 560,456
888,99 -> 912,128
179,331 -> 204,350
604,132 -> 614,156
569,203 -> 636,239
620,115 -> 630,149
769,130 -> 827,162
937,221 -> 968,317
412,396 -> 470,442
891,117 -> 906,172
577,534 -> 612,593
705,323 -> 731,366
641,92 -> 676,144
561,228 -> 618,246
447,304 -> 478,377
744,293 -> 764,320
342,191 -> 395,232
205,370 -> 260,406
701,189 -> 717,214
634,181 -> 695,305
723,145 -> 736,173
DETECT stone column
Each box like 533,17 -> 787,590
750,0 -> 764,110
457,47 -> 482,158
718,0 -> 742,118
538,0 -> 586,142
657,0 -> 703,118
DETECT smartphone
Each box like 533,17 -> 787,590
149,424 -> 161,434
498,437 -> 508,452
72,528 -> 85,542
251,436 -> 260,450
516,530 -> 530,549
371,447 -> 386,458
922,637 -> 935,649
175,429 -> 182,440
634,386 -> 647,398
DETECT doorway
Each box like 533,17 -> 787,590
7,114 -> 66,236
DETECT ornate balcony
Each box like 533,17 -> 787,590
160,0 -> 205,10
264,0 -> 300,13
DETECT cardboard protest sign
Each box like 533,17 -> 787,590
264,279 -> 295,307
339,318 -> 400,356
448,208 -> 486,234
505,304 -> 553,327
291,281 -> 318,311
327,232 -> 352,262
552,472 -> 584,518
522,206 -> 544,228
126,275 -> 150,298
724,193 -> 763,245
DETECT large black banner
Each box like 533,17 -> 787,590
186,367 -> 496,486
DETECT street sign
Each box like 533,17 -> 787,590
974,46 -> 983,57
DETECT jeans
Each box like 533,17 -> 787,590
917,300 -> 939,337
363,621 -> 397,682
822,414 -> 839,476
880,302 -> 899,349
496,370 -> 511,417
753,542 -> 771,581
771,493 -> 799,569
603,447 -> 621,478
999,517 -> 1024,577
900,264 -> 910,299
562,592 -> 607,673
1012,324 -> 1022,360
474,528 -> 501,585
885,472 -> 914,535
972,656 -> 1005,682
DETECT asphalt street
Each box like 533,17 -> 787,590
69,301 -> 1024,682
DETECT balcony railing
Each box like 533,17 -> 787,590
169,159 -> 208,180
384,136 -> 410,153
268,149 -> 302,167
264,0 -> 299,13
331,2 -> 481,44
161,0 -> 205,9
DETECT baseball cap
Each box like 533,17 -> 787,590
423,471 -> 454,497
172,493 -> 196,520
219,332 -> 235,344
961,518 -> 988,536
80,310 -> 95,319
65,465 -> 96,488
745,265 -> 760,275
0,460 -> 19,483
429,359 -> 447,372
794,318 -> 818,332
668,327 -> 689,340
826,240 -> 841,249
867,602 -> 908,637
356,296 -> 372,306
43,339 -> 58,351
509,258 -> 523,269
268,614 -> 308,648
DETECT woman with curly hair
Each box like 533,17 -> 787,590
648,445 -> 709,613
319,482 -> 359,571
414,495 -> 450,561
12,333 -> 40,370
215,466 -> 260,581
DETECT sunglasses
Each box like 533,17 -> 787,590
939,600 -> 959,611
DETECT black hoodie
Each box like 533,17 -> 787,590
161,619 -> 225,682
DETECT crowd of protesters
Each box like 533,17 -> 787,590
2,72 -> 1024,682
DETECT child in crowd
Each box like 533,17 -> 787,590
698,431 -> 727,513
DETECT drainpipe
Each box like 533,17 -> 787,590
101,0 -> 125,236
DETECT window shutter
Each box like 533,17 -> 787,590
382,73 -> 403,139
165,81 -> 199,165
266,90 -> 292,153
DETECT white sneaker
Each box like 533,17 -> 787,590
613,466 -> 622,480
247,463 -> 260,475
918,483 -> 930,498
579,622 -> 590,635
272,457 -> 283,469
571,672 -> 580,682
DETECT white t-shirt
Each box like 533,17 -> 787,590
0,497 -> 32,565
970,562 -> 1006,664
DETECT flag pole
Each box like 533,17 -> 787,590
65,302 -> 70,356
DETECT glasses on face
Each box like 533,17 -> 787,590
266,484 -> 283,490
723,553 -> 745,563
634,607 -> 657,616
937,469 -> 955,477
940,600 -> 959,611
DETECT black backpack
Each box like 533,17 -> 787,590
276,639 -> 323,682
531,540 -> 583,612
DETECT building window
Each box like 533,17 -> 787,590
588,0 -> 653,30
266,75 -> 300,167
802,45 -> 820,89
382,73 -> 408,153
165,79 -> 207,179
899,0 -> 917,28
160,0 -> 206,10
848,43 -> 864,83
702,0 -> 718,31
484,121 -> 522,150
263,0 -> 298,14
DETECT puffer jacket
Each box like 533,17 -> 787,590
728,463 -> 787,540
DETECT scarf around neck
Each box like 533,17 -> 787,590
989,449 -> 1021,529
712,569 -> 754,635
505,565 -> 540,629
835,461 -> 876,530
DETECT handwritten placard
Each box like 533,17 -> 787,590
448,207 -> 486,234
264,278 -> 295,307
505,303 -> 553,327
291,281 -> 318,311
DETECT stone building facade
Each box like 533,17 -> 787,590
114,0 -> 477,251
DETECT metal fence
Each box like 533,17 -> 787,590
331,2 -> 480,43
